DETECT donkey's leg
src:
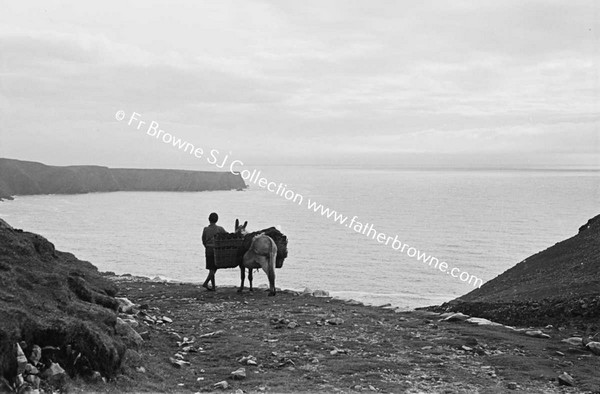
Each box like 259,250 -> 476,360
267,263 -> 276,296
258,257 -> 271,293
237,265 -> 245,293
267,244 -> 277,296
248,269 -> 254,291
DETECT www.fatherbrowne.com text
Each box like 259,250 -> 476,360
117,110 -> 483,288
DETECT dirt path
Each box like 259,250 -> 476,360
70,278 -> 600,393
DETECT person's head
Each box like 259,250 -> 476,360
208,212 -> 219,224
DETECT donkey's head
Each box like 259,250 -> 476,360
234,219 -> 248,235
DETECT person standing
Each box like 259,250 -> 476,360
202,212 -> 226,291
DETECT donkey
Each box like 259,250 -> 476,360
235,219 -> 278,296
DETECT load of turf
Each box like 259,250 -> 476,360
236,227 -> 288,268
429,214 -> 600,329
0,219 -> 127,389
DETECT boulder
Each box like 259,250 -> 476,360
89,371 -> 103,383
29,345 -> 42,365
116,297 -> 136,314
214,380 -> 229,389
312,289 -> 330,297
25,374 -> 41,389
586,341 -> 600,355
231,367 -> 246,380
119,317 -> 139,327
41,362 -> 66,385
557,372 -> 575,386
443,313 -> 470,322
16,343 -> 27,373
524,330 -> 551,339
24,364 -> 39,375
238,355 -> 257,365
465,317 -> 502,326
169,358 -> 190,368
115,318 -> 144,348
139,331 -> 151,341
561,337 -> 583,346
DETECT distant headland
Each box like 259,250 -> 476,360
0,158 -> 247,200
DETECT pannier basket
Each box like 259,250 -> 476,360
275,235 -> 287,269
214,234 -> 244,269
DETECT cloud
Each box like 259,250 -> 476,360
0,0 -> 598,168
334,121 -> 600,154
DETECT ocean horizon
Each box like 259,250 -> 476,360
1,166 -> 598,309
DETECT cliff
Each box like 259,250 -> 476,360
0,158 -> 246,200
430,214 -> 600,329
0,219 -> 128,387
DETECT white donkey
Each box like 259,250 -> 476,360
235,220 -> 278,296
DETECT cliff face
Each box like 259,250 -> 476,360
0,158 -> 246,199
0,219 -> 125,382
432,214 -> 600,328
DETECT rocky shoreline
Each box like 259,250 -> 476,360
425,295 -> 600,332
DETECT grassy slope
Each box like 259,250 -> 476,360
430,215 -> 600,328
0,223 -> 125,382
459,214 -> 600,303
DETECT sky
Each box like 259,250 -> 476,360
0,0 -> 598,169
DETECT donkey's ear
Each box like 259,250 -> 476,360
235,219 -> 239,228
243,221 -> 248,228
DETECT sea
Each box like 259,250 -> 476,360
1,166 -> 598,309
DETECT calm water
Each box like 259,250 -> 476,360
1,166 -> 598,309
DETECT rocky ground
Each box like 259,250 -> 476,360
2,215 -> 598,394
62,275 -> 600,394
